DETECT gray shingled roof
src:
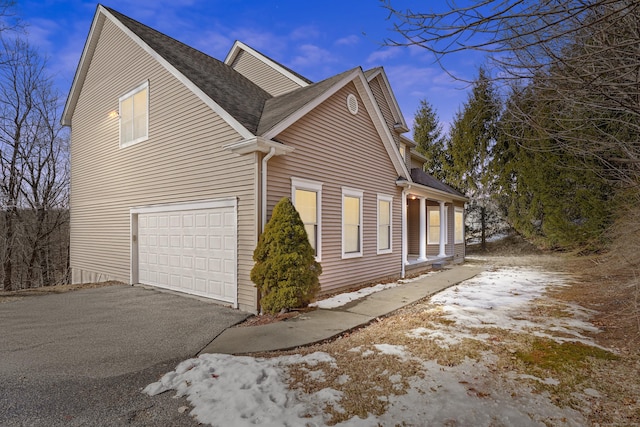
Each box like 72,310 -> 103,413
105,6 -> 271,135
257,68 -> 359,135
410,168 -> 466,198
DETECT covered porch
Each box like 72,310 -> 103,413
397,169 -> 468,277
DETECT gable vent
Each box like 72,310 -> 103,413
346,94 -> 359,115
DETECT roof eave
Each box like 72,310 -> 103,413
223,136 -> 295,155
61,5 -> 106,126
396,179 -> 468,203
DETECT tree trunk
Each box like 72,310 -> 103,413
480,205 -> 487,251
3,211 -> 14,291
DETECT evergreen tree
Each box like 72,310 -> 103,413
250,197 -> 321,314
413,99 -> 448,181
447,68 -> 501,249
492,84 -> 612,249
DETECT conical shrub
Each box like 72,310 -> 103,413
250,197 -> 322,313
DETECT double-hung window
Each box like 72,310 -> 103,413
291,178 -> 322,261
428,205 -> 448,245
455,208 -> 464,244
120,81 -> 149,148
377,194 -> 393,254
342,187 -> 363,258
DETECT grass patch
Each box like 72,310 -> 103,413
516,338 -> 619,372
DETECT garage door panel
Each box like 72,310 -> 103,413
136,203 -> 237,304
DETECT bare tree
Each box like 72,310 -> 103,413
0,37 -> 68,290
383,0 -> 640,184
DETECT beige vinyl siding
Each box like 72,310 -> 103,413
230,50 -> 302,96
266,83 -> 403,294
368,76 -> 401,146
69,19 -> 258,311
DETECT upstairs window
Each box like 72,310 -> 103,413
120,81 -> 149,148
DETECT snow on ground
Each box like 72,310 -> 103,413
309,271 -> 436,309
426,267 -> 604,348
145,266 -> 605,426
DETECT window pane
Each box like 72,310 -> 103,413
295,189 -> 316,224
428,208 -> 440,244
120,96 -> 133,144
343,195 -> 360,253
345,225 -> 360,252
378,200 -> 391,250
344,196 -> 360,225
304,224 -> 316,251
379,200 -> 390,225
294,189 -> 317,252
455,210 -> 464,243
378,225 -> 390,250
133,88 -> 148,140
429,209 -> 440,226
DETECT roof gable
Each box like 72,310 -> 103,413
224,41 -> 312,89
62,5 -> 270,137
365,68 -> 409,133
259,67 -> 411,179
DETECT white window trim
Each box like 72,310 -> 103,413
291,177 -> 323,262
455,207 -> 465,244
119,80 -> 149,148
377,194 -> 393,254
427,205 -> 448,245
341,187 -> 363,259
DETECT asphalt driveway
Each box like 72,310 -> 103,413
0,284 -> 249,426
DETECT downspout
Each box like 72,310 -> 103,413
261,147 -> 276,233
401,188 -> 407,278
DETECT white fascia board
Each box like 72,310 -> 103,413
366,68 -> 409,132
61,6 -> 106,126
224,41 -> 310,88
353,73 -> 411,179
400,134 -> 417,147
262,68 -> 362,139
396,179 -> 468,203
223,136 -> 295,155
100,8 -> 253,139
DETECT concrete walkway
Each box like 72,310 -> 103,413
200,265 -> 484,355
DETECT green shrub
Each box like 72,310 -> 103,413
250,197 -> 322,313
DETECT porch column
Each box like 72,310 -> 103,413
438,201 -> 447,258
418,197 -> 427,262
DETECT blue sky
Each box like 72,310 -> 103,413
16,0 -> 486,133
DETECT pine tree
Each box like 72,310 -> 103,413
448,67 -> 501,249
413,99 -> 448,182
250,197 -> 321,314
492,84 -> 612,249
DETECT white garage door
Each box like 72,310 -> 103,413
134,199 -> 237,306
